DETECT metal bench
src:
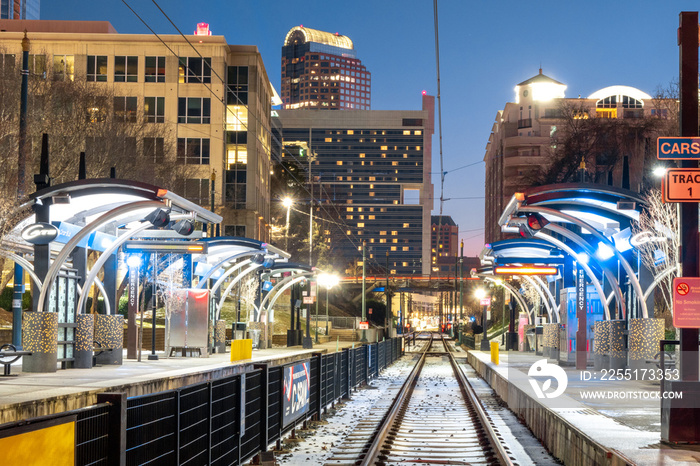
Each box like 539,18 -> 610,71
0,344 -> 32,376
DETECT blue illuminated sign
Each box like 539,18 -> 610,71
657,137 -> 700,159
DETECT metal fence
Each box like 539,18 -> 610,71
0,337 -> 405,466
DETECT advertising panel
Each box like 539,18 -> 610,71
282,361 -> 310,428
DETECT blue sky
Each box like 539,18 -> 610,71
42,1 -> 699,255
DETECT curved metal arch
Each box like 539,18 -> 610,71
38,200 -> 165,312
643,263 -> 681,302
522,276 -> 554,323
258,271 -> 312,315
533,229 -> 612,320
520,205 -> 647,318
195,250 -> 265,289
264,273 -> 314,323
533,275 -> 560,323
214,263 -> 263,321
75,218 -> 177,315
482,276 -> 532,324
0,250 -> 42,290
76,278 -> 111,315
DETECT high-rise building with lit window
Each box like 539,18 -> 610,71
430,216 -> 458,274
276,93 -> 434,275
1,0 -> 39,20
281,26 -> 370,110
0,19 -> 274,241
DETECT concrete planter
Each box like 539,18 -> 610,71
74,314 -> 94,368
594,320 -> 611,370
94,314 -> 124,365
22,311 -> 58,373
609,320 -> 627,370
543,323 -> 559,359
214,320 -> 226,354
628,318 -> 664,372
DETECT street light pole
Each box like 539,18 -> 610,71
283,197 -> 292,251
361,240 -> 367,342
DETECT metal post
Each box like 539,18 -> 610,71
325,285 -> 330,337
12,264 -> 23,348
315,280 -> 319,343
385,251 -> 390,336
361,241 -> 367,342
18,31 -> 29,199
148,253 -> 158,360
209,170 -> 216,238
480,302 -> 489,351
678,11 -> 699,382
459,241 -> 464,344
285,203 -> 291,251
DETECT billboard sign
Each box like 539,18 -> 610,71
282,361 -> 310,427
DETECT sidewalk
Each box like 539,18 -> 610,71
0,340 -> 360,424
468,349 -> 700,465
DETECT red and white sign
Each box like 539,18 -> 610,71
359,321 -> 369,330
480,297 -> 491,306
303,296 -> 315,304
673,277 -> 700,328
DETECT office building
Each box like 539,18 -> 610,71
276,93 -> 434,275
281,25 -> 370,110
0,19 -> 274,241
484,69 -> 664,244
1,0 -> 39,20
430,215 -> 458,274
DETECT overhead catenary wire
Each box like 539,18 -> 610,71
124,0 -> 390,271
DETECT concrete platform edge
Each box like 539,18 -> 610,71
467,351 -> 634,466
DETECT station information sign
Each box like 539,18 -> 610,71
657,137 -> 700,159
662,168 -> 700,202
673,277 -> 700,328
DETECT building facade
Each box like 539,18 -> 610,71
1,0 -> 39,20
0,20 -> 273,241
430,215 -> 458,274
484,69 -> 664,244
276,94 -> 434,275
281,26 -> 370,110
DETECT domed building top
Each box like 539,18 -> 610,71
284,26 -> 354,50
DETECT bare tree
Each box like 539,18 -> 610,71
631,188 -> 679,318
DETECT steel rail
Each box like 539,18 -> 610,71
359,334 -> 432,465
446,338 -> 515,466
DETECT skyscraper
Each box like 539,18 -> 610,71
276,93 -> 434,275
281,25 -> 370,110
0,0 -> 39,20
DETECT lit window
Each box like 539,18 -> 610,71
402,246 -> 409,251
391,246 -> 397,251
369,215 -> 375,220
391,231 -> 398,235
403,223 -> 409,228
380,231 -> 386,235
357,223 -> 364,227
380,145 -> 388,150
337,161 -> 343,165
325,138 -> 332,142
114,56 -> 138,82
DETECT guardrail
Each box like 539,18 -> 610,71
0,337 -> 404,465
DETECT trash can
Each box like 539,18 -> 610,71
232,322 -> 246,340
525,328 -> 536,352
248,329 -> 261,349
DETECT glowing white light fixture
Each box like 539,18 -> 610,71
576,252 -> 589,265
653,166 -> 667,178
126,255 -> 141,268
595,242 -> 615,261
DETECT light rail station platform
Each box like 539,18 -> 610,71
0,340 -> 360,425
467,348 -> 700,465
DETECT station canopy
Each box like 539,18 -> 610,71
5,179 -> 223,254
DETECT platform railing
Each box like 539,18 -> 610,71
0,337 -> 405,465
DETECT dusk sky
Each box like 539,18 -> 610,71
43,1 -> 699,256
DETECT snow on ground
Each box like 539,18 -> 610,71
275,351 -> 419,465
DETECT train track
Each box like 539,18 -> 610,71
324,333 -> 514,466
